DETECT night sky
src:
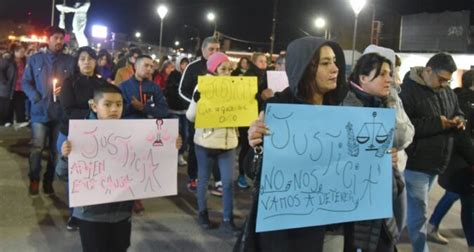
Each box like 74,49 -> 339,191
1,0 -> 472,51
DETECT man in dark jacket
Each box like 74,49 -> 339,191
399,53 -> 465,252
22,26 -> 75,197
178,36 -> 220,192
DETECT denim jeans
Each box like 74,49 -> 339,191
28,121 -> 60,182
169,113 -> 188,155
404,169 -> 437,252
460,195 -> 474,246
429,190 -> 460,227
195,145 -> 235,220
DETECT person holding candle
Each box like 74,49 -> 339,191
21,26 -> 75,197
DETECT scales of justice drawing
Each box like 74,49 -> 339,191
356,112 -> 390,151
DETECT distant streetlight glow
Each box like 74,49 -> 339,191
350,0 -> 367,16
349,0 -> 367,67
314,17 -> 326,29
157,5 -> 169,58
314,17 -> 329,39
91,25 -> 108,39
157,5 -> 168,19
175,41 -> 180,46
135,32 -> 141,38
206,12 -> 215,22
207,12 -> 217,37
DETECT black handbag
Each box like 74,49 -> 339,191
243,146 -> 263,180
234,146 -> 263,252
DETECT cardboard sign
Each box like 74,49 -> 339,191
256,104 -> 396,232
195,76 -> 258,128
68,119 -> 179,207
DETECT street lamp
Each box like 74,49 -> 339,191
314,17 -> 328,40
206,12 -> 217,37
174,41 -> 180,47
135,32 -> 141,39
350,0 -> 367,67
157,5 -> 169,58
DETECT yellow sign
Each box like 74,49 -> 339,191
195,76 -> 258,128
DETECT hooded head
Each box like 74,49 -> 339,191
363,45 -> 396,68
175,55 -> 189,72
285,37 -> 347,105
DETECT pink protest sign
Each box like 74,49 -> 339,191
68,119 -> 179,207
266,71 -> 289,93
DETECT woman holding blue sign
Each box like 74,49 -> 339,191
241,37 -> 348,251
340,52 -> 411,251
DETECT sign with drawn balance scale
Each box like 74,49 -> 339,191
68,119 -> 179,207
256,104 -> 396,232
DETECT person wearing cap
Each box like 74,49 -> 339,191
21,26 -> 75,197
186,52 -> 241,236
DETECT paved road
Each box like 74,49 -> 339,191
0,127 -> 469,252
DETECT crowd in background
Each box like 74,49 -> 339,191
0,25 -> 473,252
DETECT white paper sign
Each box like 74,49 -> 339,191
68,119 -> 179,207
267,71 -> 289,93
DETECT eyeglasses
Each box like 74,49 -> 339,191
435,72 -> 452,85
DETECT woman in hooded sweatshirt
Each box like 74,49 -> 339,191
341,52 -> 407,251
245,37 -> 348,251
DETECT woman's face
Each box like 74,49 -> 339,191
14,48 -> 25,59
240,58 -> 249,70
180,61 -> 189,72
254,55 -> 267,70
165,64 -> 175,75
78,51 -> 96,76
98,56 -> 107,67
216,61 -> 232,76
360,62 -> 392,98
315,45 -> 339,95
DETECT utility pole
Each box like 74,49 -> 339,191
51,0 -> 56,26
270,0 -> 279,55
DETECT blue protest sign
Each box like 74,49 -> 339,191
256,104 -> 396,233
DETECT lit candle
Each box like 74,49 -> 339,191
53,78 -> 58,102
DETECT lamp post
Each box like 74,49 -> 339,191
135,32 -> 141,39
350,0 -> 366,67
206,12 -> 217,37
314,17 -> 328,40
157,5 -> 168,58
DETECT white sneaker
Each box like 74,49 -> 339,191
427,224 -> 449,245
17,122 -> 29,128
178,155 -> 188,166
4,122 -> 12,127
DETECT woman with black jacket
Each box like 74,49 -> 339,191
56,46 -> 107,231
242,37 -> 348,252
0,44 -> 28,127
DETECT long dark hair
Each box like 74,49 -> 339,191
297,43 -> 347,105
74,46 -> 99,76
349,53 -> 392,86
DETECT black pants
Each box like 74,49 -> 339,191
9,91 -> 27,123
238,127 -> 250,177
187,120 -> 221,182
0,91 -> 27,124
0,97 -> 10,125
78,217 -> 132,252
